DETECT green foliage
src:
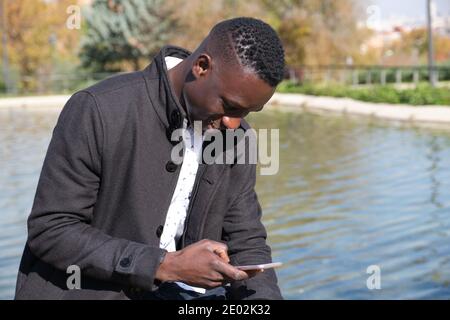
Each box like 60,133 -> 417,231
0,79 -> 5,93
277,82 -> 450,106
80,0 -> 177,72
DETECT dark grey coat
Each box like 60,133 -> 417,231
14,46 -> 282,300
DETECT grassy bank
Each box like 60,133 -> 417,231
277,82 -> 450,106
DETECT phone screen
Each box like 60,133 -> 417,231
235,262 -> 283,271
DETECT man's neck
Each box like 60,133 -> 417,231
167,59 -> 188,114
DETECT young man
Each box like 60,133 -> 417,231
15,17 -> 285,300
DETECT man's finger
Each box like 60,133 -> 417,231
245,269 -> 264,278
213,247 -> 230,263
212,259 -> 249,282
203,240 -> 230,263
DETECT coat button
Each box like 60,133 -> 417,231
170,110 -> 182,128
156,225 -> 164,238
165,161 -> 178,172
120,257 -> 131,268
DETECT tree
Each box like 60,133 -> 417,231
167,0 -> 266,51
260,0 -> 369,66
2,0 -> 78,92
381,28 -> 450,66
277,7 -> 310,67
80,0 -> 177,72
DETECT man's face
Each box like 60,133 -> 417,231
182,54 -> 275,130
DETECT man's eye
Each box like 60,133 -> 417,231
222,100 -> 238,112
221,100 -> 231,110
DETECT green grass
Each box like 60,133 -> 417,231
277,82 -> 450,106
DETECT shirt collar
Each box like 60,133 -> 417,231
142,45 -> 192,144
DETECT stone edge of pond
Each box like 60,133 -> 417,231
2,93 -> 450,126
0,95 -> 69,111
268,93 -> 450,126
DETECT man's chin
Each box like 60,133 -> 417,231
189,119 -> 225,132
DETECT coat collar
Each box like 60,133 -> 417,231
142,45 -> 252,148
142,45 -> 192,144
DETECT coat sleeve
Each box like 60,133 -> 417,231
222,163 -> 283,300
26,91 -> 166,291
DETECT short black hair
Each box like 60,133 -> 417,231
208,17 -> 285,87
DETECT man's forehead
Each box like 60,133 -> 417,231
218,66 -> 275,109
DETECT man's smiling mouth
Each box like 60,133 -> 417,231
207,119 -> 218,130
206,118 -> 230,131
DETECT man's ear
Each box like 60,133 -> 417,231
192,54 -> 212,78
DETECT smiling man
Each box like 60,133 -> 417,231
15,17 -> 285,300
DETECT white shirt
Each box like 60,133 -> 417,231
160,56 -> 206,293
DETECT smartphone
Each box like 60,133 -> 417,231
235,262 -> 283,271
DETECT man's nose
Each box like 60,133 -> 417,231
221,116 -> 241,129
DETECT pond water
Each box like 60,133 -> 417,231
1,107 -> 450,299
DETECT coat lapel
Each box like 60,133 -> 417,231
181,163 -> 227,247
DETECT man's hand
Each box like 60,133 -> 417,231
155,239 -> 262,288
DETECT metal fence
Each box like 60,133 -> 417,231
0,71 -> 120,96
287,65 -> 450,87
1,65 -> 450,96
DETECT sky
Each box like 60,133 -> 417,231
370,0 -> 450,20
364,0 -> 450,30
